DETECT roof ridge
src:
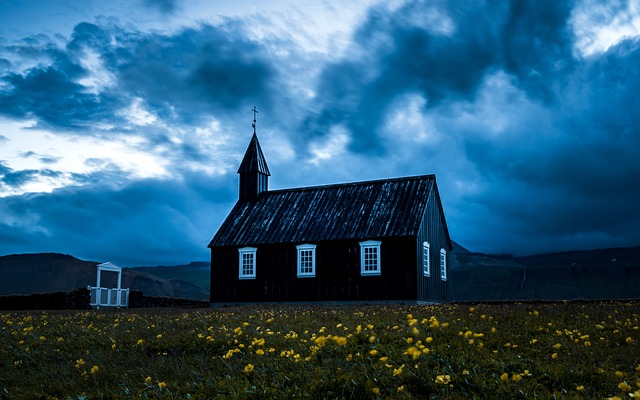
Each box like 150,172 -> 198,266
265,174 -> 435,195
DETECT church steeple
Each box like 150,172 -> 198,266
237,107 -> 270,202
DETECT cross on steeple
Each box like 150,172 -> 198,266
251,106 -> 258,134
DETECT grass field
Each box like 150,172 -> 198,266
1,301 -> 639,399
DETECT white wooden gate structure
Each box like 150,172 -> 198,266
88,262 -> 130,308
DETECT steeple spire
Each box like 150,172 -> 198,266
237,107 -> 270,202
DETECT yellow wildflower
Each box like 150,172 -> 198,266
397,385 -> 405,392
615,371 -> 625,379
393,364 -> 405,376
256,349 -> 264,356
90,365 -> 99,374
552,353 -> 558,359
369,335 -> 376,343
379,356 -> 389,363
371,387 -> 380,395
619,382 -> 632,392
500,372 -> 509,382
576,385 -> 584,391
512,373 -> 522,382
335,336 -> 347,346
74,359 -> 85,368
369,349 -> 378,356
158,381 -> 167,389
435,374 -> 451,384
145,376 -> 152,384
243,364 -> 255,373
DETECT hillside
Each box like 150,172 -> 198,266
450,246 -> 640,301
0,253 -> 207,300
2,245 -> 640,302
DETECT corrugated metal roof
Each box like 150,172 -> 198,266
237,133 -> 271,176
209,175 -> 435,247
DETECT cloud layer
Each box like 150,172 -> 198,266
1,0 -> 639,264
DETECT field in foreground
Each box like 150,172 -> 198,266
1,302 -> 639,399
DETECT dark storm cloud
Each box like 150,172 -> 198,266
0,20 -> 277,134
300,0 -> 577,154
144,0 -> 179,14
0,173 -> 236,266
293,0 -> 640,254
0,37 -> 124,131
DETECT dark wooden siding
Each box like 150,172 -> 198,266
416,182 -> 452,302
211,237 -> 417,303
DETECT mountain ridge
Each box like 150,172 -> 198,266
1,243 -> 639,302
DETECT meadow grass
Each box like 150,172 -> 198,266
1,301 -> 639,399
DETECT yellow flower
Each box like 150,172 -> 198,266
145,376 -> 152,384
314,336 -> 326,345
371,387 -> 380,395
619,381 -> 632,392
256,349 -> 265,356
136,339 -> 144,345
369,349 -> 378,356
393,364 -> 405,376
90,365 -> 99,374
512,373 -> 522,382
335,336 -> 347,346
397,385 -> 405,392
158,381 -> 167,389
243,364 -> 255,373
435,374 -> 451,384
369,335 -> 376,343
379,356 -> 388,363
551,353 -> 558,359
75,359 -> 85,368
615,371 -> 625,379
576,385 -> 584,391
552,343 -> 562,350
500,372 -> 509,382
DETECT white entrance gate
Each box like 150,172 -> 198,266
88,262 -> 130,308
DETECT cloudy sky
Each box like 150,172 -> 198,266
1,0 -> 639,266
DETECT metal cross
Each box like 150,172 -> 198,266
251,106 -> 258,133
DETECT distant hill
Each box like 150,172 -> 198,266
0,253 -> 208,300
129,262 -> 210,300
2,244 -> 639,302
450,246 -> 640,301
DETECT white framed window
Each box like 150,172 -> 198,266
440,248 -> 447,281
238,247 -> 257,279
423,241 -> 431,277
296,244 -> 317,278
359,240 -> 381,276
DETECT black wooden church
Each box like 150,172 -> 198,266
208,121 -> 452,303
